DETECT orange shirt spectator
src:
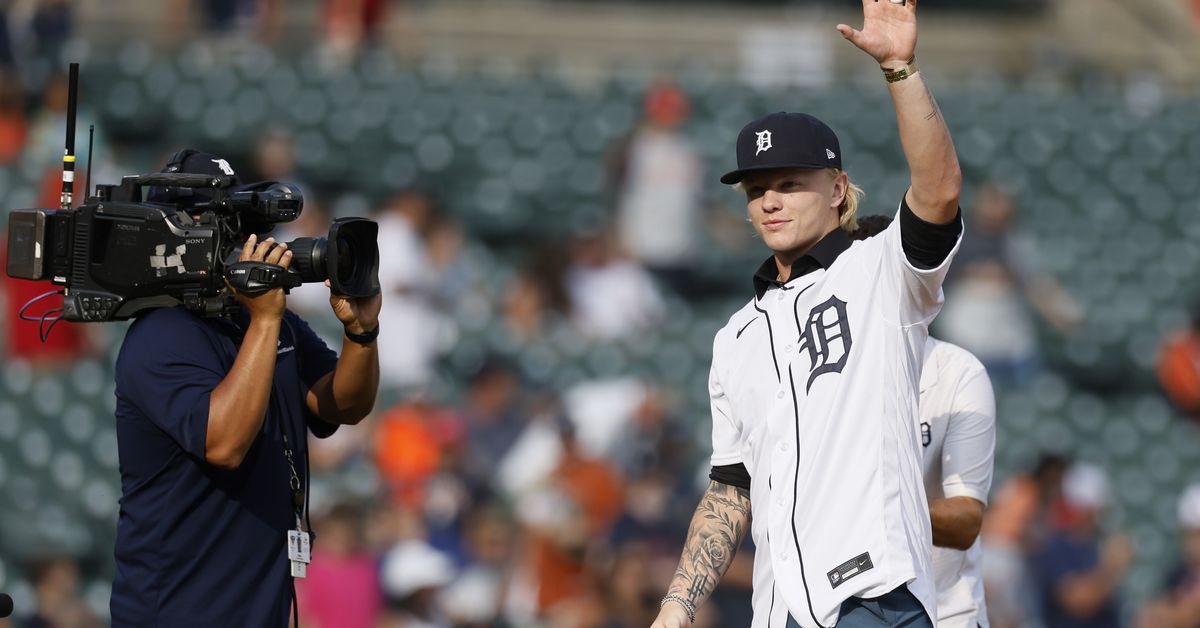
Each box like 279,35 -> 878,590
374,401 -> 463,507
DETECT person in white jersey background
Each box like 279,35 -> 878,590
651,1 -> 964,627
851,214 -> 997,628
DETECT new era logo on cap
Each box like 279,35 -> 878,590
720,112 -> 843,184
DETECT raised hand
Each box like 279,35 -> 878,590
835,0 -> 918,67
326,280 -> 382,336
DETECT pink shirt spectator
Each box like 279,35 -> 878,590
297,549 -> 382,628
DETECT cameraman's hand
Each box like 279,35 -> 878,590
327,281 -> 382,336
230,234 -> 293,321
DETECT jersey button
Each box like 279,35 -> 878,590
776,390 -> 785,399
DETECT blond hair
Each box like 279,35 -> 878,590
833,169 -> 864,232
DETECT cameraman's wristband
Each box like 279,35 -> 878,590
344,324 -> 379,346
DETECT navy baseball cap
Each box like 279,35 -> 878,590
720,112 -> 842,185
146,148 -> 243,204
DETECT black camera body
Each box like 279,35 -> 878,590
6,171 -> 380,322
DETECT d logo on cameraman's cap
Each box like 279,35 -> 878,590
720,112 -> 842,185
148,148 -> 243,204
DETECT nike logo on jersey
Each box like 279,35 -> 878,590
736,318 -> 758,338
827,551 -> 873,589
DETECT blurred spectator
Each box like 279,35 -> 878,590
608,80 -> 703,291
296,503 -> 382,628
516,420 -> 623,621
164,0 -> 282,43
565,229 -> 665,340
457,358 -> 526,490
0,68 -> 26,164
606,385 -> 690,481
423,216 -> 472,309
321,0 -> 389,66
1157,308 -> 1200,417
380,539 -> 454,628
373,396 -> 464,507
981,453 -> 1069,628
601,542 -> 662,628
1032,462 -> 1133,628
28,0 -> 72,60
936,183 -> 1081,381
16,556 -> 101,628
1137,483 -> 1200,628
503,244 -> 571,340
441,500 -> 516,627
374,189 -> 453,390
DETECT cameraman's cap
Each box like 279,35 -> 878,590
146,148 -> 242,203
719,112 -> 842,185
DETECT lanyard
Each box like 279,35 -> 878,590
282,431 -> 305,532
272,317 -> 306,533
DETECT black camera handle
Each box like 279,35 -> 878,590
224,261 -> 303,296
134,173 -> 236,189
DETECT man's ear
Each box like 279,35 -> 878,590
831,170 -> 849,211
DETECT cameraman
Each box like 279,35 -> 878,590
109,152 -> 381,627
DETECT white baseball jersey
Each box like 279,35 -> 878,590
918,337 -> 995,628
710,209 -> 961,628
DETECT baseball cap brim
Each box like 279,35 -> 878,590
720,162 -> 831,185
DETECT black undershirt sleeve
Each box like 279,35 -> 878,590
710,463 -> 751,491
898,196 -> 963,270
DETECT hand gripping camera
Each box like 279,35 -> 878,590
6,147 -> 380,323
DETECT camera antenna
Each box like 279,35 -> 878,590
85,124 -> 94,198
60,62 -> 79,211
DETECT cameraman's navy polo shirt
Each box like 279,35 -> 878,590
110,306 -> 339,628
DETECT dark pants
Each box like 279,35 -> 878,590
785,586 -> 932,628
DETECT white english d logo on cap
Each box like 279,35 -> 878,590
755,130 -> 773,156
211,159 -> 236,176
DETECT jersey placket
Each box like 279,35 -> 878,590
762,272 -> 828,628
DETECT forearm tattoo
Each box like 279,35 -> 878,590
667,480 -> 752,610
923,84 -> 942,122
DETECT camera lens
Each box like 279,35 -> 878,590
326,218 -> 379,297
284,237 -> 328,283
276,219 -> 377,297
336,233 -> 355,284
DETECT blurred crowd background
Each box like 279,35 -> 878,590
3,0 -> 1200,626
